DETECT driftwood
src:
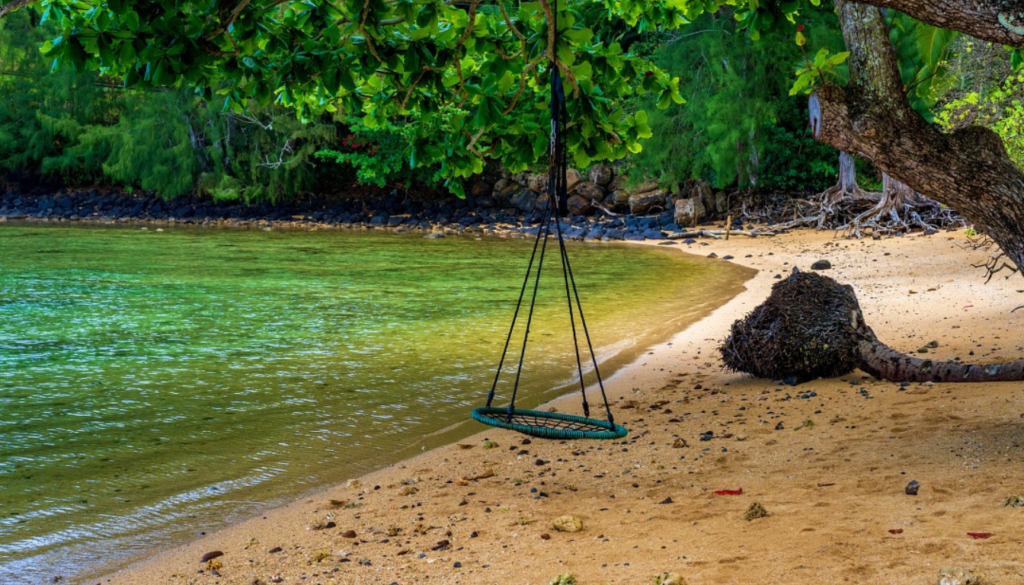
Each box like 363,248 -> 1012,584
721,270 -> 1024,383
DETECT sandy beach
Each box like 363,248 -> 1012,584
91,228 -> 1024,585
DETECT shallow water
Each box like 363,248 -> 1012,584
0,224 -> 751,583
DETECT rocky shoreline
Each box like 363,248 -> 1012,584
0,166 -> 744,241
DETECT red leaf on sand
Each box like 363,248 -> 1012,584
967,532 -> 993,539
888,529 -> 904,535
964,305 -> 974,309
714,488 -> 743,496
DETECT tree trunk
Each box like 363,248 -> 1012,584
820,151 -> 872,204
810,0 -> 1024,272
855,0 -> 1024,48
856,328 -> 1024,382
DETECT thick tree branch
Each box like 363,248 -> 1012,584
811,0 -> 1024,273
857,0 -> 1024,48
0,0 -> 33,19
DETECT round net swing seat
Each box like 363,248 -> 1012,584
472,407 -> 628,441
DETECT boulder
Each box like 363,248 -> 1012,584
492,178 -> 509,194
476,196 -> 496,209
527,174 -> 548,193
565,168 -> 584,192
574,181 -> 604,201
715,191 -> 729,215
689,182 -> 714,217
567,194 -> 594,216
494,183 -> 521,207
673,197 -> 705,226
607,175 -> 625,193
470,181 -> 492,197
552,515 -> 583,533
630,178 -> 659,195
612,190 -> 630,208
512,171 -> 530,186
588,165 -> 613,186
511,190 -> 540,213
628,189 -> 668,215
810,259 -> 832,270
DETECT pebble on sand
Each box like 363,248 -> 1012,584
552,515 -> 583,533
938,567 -> 987,585
200,551 -> 224,563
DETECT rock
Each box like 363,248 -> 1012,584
715,191 -> 729,215
513,171 -> 530,186
810,259 -> 832,270
201,551 -> 224,563
588,165 -> 613,186
654,573 -> 688,585
630,179 -> 659,194
690,182 -> 715,217
482,439 -> 499,449
493,183 -> 521,207
672,438 -> 688,448
906,480 -> 920,496
642,228 -> 666,240
743,502 -> 769,521
424,232 -> 445,239
511,190 -> 540,213
658,497 -> 674,504
1003,494 -> 1024,507
492,179 -> 509,193
527,174 -> 548,193
470,181 -> 492,197
552,515 -> 583,533
565,168 -> 584,192
567,194 -> 594,216
607,175 -> 625,193
938,567 -> 987,585
611,190 -> 630,208
707,252 -> 718,259
673,197 -> 705,226
341,529 -> 357,538
268,547 -> 283,554
540,533 -> 551,540
628,189 -> 668,215
574,181 -> 604,201
476,195 -> 496,209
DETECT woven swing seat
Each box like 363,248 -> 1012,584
472,407 -> 627,440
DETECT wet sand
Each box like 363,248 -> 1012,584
93,229 -> 1024,585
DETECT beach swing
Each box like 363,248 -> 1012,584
471,9 -> 627,441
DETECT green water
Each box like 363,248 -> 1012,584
0,224 -> 751,583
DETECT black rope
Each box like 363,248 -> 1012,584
486,204 -> 553,408
506,205 -> 553,420
484,2 -> 616,431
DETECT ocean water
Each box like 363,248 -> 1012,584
0,224 -> 751,583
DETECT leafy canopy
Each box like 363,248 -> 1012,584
33,0 -> 846,194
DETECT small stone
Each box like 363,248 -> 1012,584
775,422 -> 784,431
707,252 -> 718,258
432,539 -> 451,551
810,259 -> 832,270
654,573 -> 688,585
268,547 -> 283,554
722,255 -> 734,260
552,515 -> 583,533
906,480 -> 920,496
743,502 -> 769,521
658,497 -> 674,504
938,567 -> 987,585
341,530 -> 357,538
540,533 -> 551,540
482,439 -> 499,449
453,561 -> 462,568
200,551 -> 224,563
671,438 -> 688,448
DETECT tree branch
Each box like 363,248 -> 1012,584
857,0 -> 1024,48
0,0 -> 34,20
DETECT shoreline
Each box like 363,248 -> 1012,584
72,228 -> 1024,584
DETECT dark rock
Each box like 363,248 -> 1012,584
683,238 -> 696,244
268,547 -> 283,554
200,551 -> 224,563
641,228 -> 665,240
387,216 -> 405,227
628,190 -> 668,215
511,190 -> 540,213
574,181 -> 604,202
567,194 -> 594,216
588,165 -> 613,186
342,530 -> 358,538
905,480 -> 920,496
722,255 -> 734,260
810,259 -> 832,270
659,497 -> 674,504
775,421 -> 785,430
470,181 -> 492,197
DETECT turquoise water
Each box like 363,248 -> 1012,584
0,224 -> 750,583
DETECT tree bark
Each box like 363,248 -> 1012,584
0,0 -> 33,19
811,0 -> 1024,272
820,151 -> 872,204
856,328 -> 1024,382
855,0 -> 1024,49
